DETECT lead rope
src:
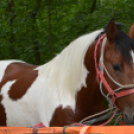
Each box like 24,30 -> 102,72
79,106 -> 116,123
99,108 -> 118,126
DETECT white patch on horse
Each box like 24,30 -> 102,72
0,29 -> 104,127
1,80 -> 16,97
131,50 -> 134,69
0,60 -> 25,83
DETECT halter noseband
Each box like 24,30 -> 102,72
94,34 -> 134,105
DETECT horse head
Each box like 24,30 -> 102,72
99,19 -> 134,125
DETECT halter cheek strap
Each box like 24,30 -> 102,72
98,71 -> 116,104
94,34 -> 116,105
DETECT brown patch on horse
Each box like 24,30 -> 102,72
50,106 -> 75,126
8,69 -> 38,100
50,41 -> 106,126
0,95 -> 6,125
0,62 -> 37,90
0,62 -> 38,100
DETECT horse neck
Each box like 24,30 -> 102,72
75,41 -> 106,120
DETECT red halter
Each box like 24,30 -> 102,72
94,34 -> 134,105
94,34 -> 134,125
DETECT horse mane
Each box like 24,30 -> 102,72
114,29 -> 134,63
37,29 -> 104,109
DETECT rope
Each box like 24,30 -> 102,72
100,108 -> 118,126
82,111 -> 115,125
80,106 -> 115,123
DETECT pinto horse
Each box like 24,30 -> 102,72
0,19 -> 134,127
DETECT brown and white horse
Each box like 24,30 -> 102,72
0,19 -> 134,127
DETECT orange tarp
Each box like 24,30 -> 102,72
0,126 -> 134,134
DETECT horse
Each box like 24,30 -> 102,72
0,19 -> 134,127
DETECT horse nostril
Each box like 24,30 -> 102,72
124,114 -> 131,125
124,113 -> 133,125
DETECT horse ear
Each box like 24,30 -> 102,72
106,18 -> 117,43
128,22 -> 134,41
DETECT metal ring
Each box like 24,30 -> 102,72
63,126 -> 68,134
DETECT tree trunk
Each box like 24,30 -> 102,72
90,0 -> 97,14
48,0 -> 52,58
7,0 -> 16,58
31,0 -> 42,65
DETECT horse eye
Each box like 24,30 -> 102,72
113,64 -> 121,71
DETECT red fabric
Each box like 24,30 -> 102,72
32,122 -> 46,134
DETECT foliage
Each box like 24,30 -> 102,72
0,0 -> 133,64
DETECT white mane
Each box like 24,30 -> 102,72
37,29 -> 104,110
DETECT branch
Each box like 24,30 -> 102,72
6,0 -> 16,58
7,0 -> 16,25
30,0 -> 42,64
